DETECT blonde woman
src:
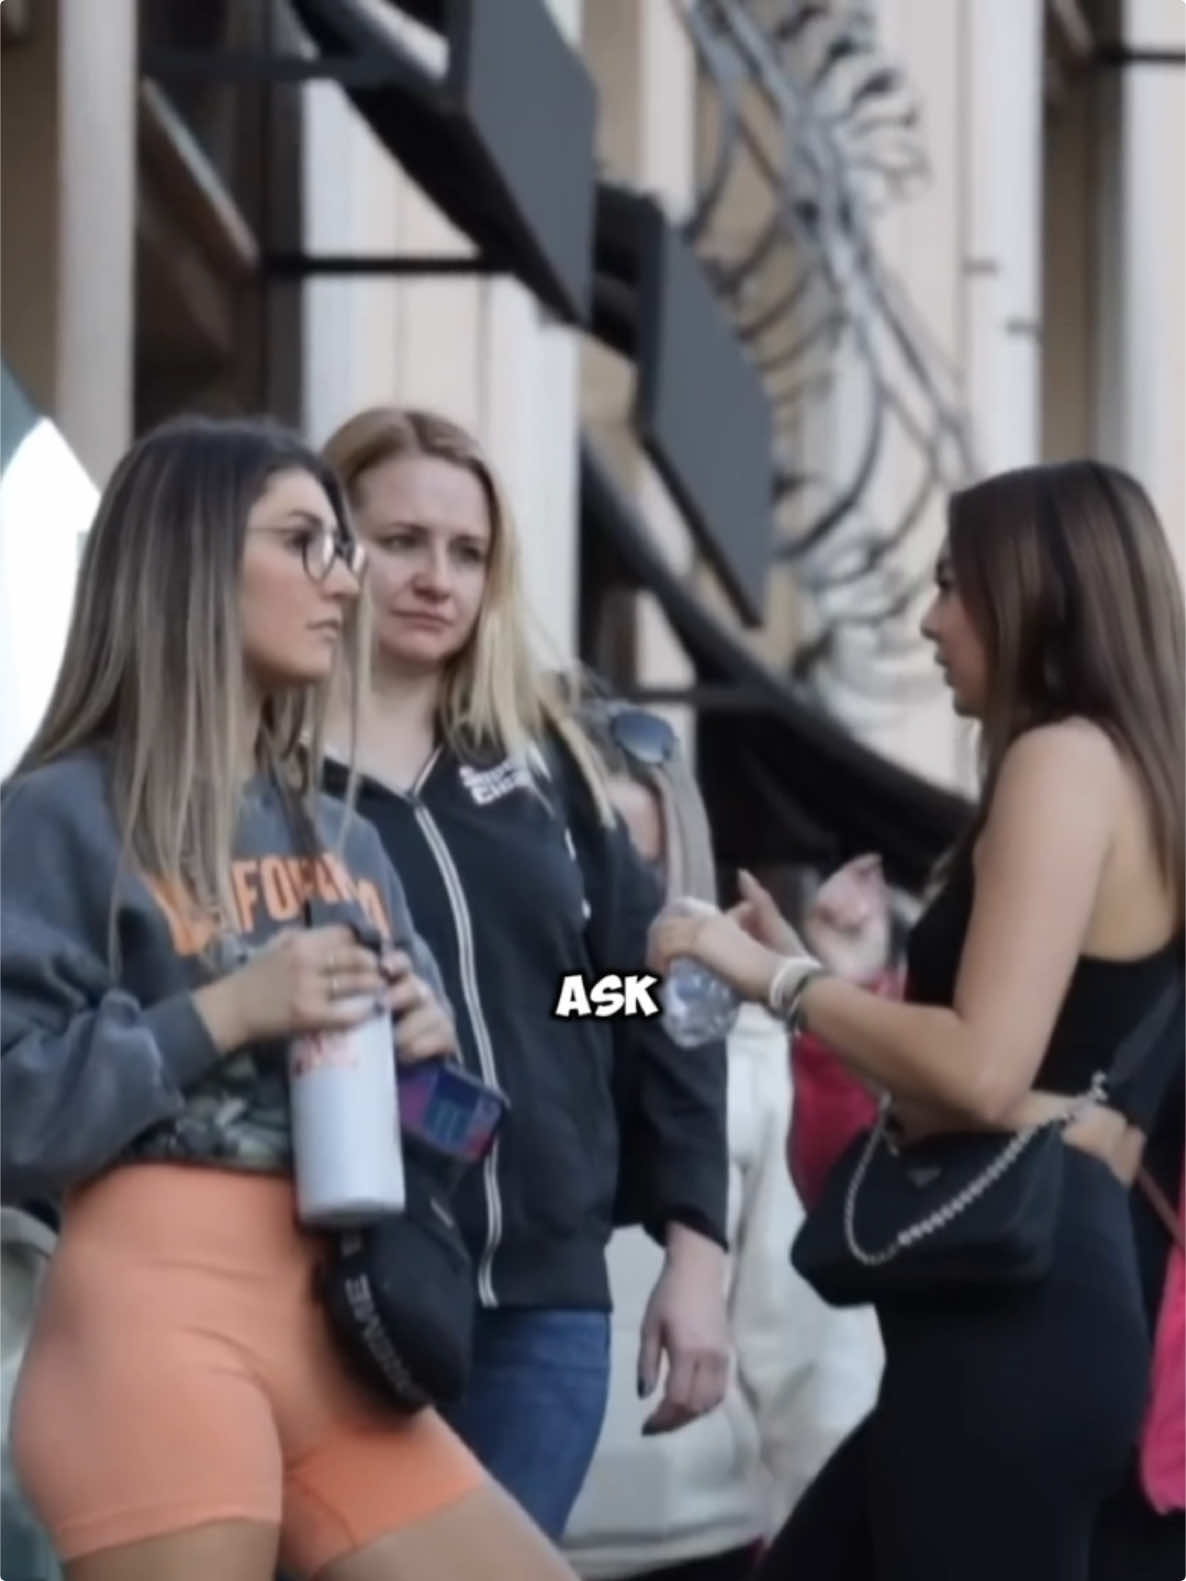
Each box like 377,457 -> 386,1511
321,408 -> 730,1540
648,462 -> 1185,1581
1,416 -> 582,1581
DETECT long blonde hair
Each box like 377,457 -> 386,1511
947,460 -> 1184,911
12,415 -> 368,938
323,406 -> 612,823
580,702 -> 718,906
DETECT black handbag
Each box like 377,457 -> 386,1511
791,977 -> 1183,1307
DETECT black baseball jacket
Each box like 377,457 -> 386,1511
324,738 -> 727,1311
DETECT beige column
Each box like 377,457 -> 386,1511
478,0 -> 582,665
302,76 -> 409,442
961,0 -> 1045,473
1098,0 -> 1185,573
1,0 -> 137,481
581,0 -> 697,744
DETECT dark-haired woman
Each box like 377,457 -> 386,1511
649,461 -> 1185,1581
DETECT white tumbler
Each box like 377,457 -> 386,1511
288,998 -> 406,1228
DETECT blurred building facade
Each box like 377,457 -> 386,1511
2,0 -> 1183,806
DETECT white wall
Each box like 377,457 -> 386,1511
0,0 -> 133,774
0,421 -> 97,776
55,0 -> 137,481
961,0 -> 1044,475
581,0 -> 698,749
1,0 -> 137,483
1105,0 -> 1186,572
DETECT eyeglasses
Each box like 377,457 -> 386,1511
250,522 -> 368,584
300,525 -> 367,584
607,708 -> 677,768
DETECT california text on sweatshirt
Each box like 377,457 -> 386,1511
1,746 -> 445,1204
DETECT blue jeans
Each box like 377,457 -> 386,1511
444,1308 -> 611,1541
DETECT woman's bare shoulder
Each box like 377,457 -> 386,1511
1004,716 -> 1120,770
971,722 -> 1118,890
993,720 -> 1125,815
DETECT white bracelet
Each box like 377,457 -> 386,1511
786,969 -> 827,1035
766,954 -> 824,1021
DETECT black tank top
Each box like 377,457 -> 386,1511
907,852 -> 1184,1129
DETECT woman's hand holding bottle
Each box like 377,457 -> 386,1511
193,924 -> 455,1059
649,892 -> 786,1006
649,868 -> 829,1016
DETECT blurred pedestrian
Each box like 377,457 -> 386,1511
563,704 -> 882,1581
786,855 -> 893,1211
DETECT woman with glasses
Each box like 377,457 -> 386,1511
2,415 -> 585,1581
320,407 -> 730,1542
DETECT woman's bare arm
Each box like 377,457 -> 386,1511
797,722 -> 1117,1121
650,721 -> 1122,1123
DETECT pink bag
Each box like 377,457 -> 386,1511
788,854 -> 897,1210
788,970 -> 896,1212
1138,1161 -> 1185,1514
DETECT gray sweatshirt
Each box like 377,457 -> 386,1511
1,747 -> 446,1203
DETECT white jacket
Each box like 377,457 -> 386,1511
564,1005 -> 883,1578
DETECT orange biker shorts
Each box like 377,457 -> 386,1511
11,1164 -> 485,1573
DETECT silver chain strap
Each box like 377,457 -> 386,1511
843,1072 -> 1110,1268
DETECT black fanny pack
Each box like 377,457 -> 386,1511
317,1141 -> 476,1413
316,1050 -> 510,1413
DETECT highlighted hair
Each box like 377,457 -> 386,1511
323,406 -> 612,824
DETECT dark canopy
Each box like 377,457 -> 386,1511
291,0 -> 597,322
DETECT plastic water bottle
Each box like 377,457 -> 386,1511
660,898 -> 741,1049
288,997 -> 406,1229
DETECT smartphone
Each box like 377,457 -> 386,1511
397,1058 -> 509,1164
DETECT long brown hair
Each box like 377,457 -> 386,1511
947,460 -> 1184,907
323,406 -> 612,822
12,414 -> 367,936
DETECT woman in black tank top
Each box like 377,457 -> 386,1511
648,460 -> 1185,1581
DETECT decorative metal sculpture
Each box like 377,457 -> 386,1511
674,0 -> 975,701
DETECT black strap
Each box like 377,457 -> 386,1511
1103,971 -> 1184,1099
279,769 -> 384,952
